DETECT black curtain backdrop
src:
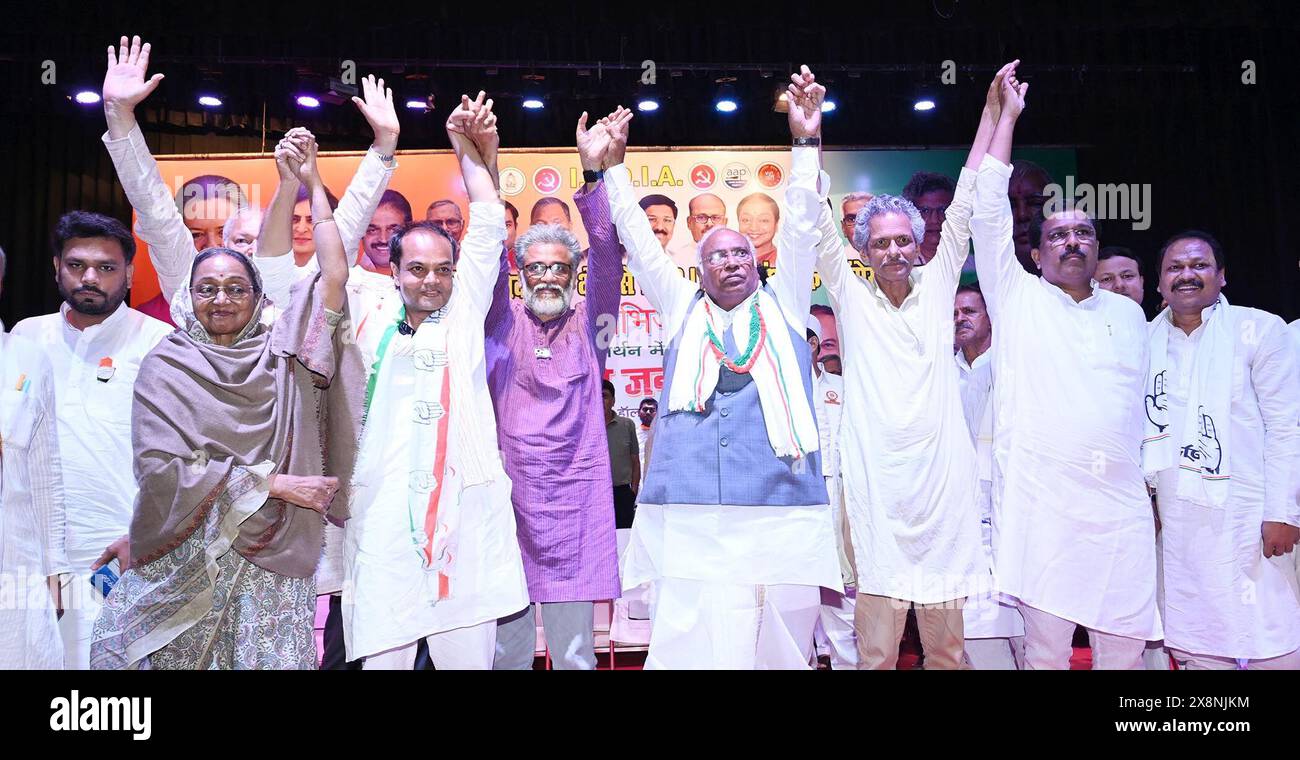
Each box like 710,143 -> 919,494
1,0 -> 1296,325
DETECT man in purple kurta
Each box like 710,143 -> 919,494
484,110 -> 627,669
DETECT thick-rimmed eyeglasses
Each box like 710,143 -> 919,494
523,262 -> 573,278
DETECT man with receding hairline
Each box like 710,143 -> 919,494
686,193 -> 728,243
606,69 -> 841,669
970,63 -> 1161,669
529,196 -> 572,230
425,199 -> 466,241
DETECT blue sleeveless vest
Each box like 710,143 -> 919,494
640,288 -> 828,507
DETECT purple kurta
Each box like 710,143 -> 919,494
485,182 -> 622,603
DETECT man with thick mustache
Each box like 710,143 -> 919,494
969,63 -> 1161,669
1141,231 -> 1299,669
607,70 -> 840,669
12,211 -> 173,669
483,109 -> 627,670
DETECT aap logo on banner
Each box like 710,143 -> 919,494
533,167 -> 562,194
690,163 -> 716,190
723,163 -> 749,189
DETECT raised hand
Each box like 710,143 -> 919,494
290,130 -> 321,187
274,129 -> 308,182
999,62 -> 1028,121
575,111 -> 613,171
351,74 -> 399,155
463,92 -> 499,159
103,35 -> 164,113
985,60 -> 1018,124
601,106 -> 634,168
786,65 -> 825,139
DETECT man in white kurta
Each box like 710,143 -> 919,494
954,288 -> 1026,669
807,317 -> 856,669
813,151 -> 984,671
1143,233 -> 1300,669
1,316 -> 72,669
969,156 -> 1161,668
12,221 -> 173,670
341,98 -> 528,670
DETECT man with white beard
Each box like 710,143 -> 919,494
483,110 -> 627,670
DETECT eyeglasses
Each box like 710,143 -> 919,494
429,219 -> 464,232
915,205 -> 949,219
193,283 -> 253,301
1045,225 -> 1096,246
522,262 -> 573,278
689,214 -> 725,226
868,235 -> 917,251
703,247 -> 754,266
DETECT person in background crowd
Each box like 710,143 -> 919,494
901,171 -> 956,266
953,283 -> 1026,669
1095,245 -> 1146,307
603,380 -> 641,529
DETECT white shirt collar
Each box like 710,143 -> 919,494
866,269 -> 920,309
59,300 -> 130,336
1038,276 -> 1100,308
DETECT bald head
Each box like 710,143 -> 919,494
687,193 -> 728,242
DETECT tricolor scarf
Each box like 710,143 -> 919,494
667,288 -> 819,459
1142,294 -> 1233,507
356,302 -> 462,597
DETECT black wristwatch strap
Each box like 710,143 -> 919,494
583,169 -> 605,183
792,137 -> 821,147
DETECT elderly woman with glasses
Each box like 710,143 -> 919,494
90,130 -> 365,669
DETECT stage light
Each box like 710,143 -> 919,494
73,90 -> 101,105
821,99 -> 837,113
406,99 -> 428,110
637,99 -> 660,112
296,95 -> 321,109
913,99 -> 936,112
714,77 -> 739,113
522,98 -> 545,110
198,95 -> 223,108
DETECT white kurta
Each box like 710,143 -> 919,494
814,167 -> 984,605
969,155 -> 1161,640
1151,304 -> 1300,660
11,304 -> 172,668
956,350 -> 1026,639
103,124 -> 394,305
341,202 -> 529,661
0,328 -> 71,668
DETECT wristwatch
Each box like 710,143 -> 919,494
372,146 -> 396,163
583,169 -> 604,183
792,136 -> 821,147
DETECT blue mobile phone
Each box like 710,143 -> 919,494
89,562 -> 120,598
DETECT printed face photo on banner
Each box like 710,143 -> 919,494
130,146 -> 1074,416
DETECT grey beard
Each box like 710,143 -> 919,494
523,282 -> 572,318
